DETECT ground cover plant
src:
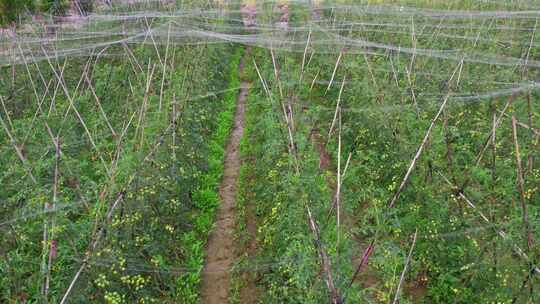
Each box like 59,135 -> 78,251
0,0 -> 539,303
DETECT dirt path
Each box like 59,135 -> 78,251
200,51 -> 250,304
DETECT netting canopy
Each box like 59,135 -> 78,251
1,1 -> 539,303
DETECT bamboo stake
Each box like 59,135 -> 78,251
474,94 -> 517,166
256,46 -> 341,303
46,60 -> 69,118
362,53 -> 378,90
457,93 -> 520,194
122,42 -> 144,74
143,17 -> 164,66
0,91 -> 15,131
327,76 -> 346,142
44,136 -> 61,299
348,240 -> 375,289
270,48 -> 284,99
511,270 -> 535,304
270,48 -> 294,132
522,18 -> 537,75
253,59 -> 298,171
136,62 -> 157,149
525,93 -> 536,175
60,191 -> 127,304
306,204 -> 342,304
159,23 -> 172,112
498,110 -> 540,136
0,98 -> 37,184
341,151 -> 353,181
325,50 -> 343,95
56,59 -> 93,134
306,51 -> 316,72
404,65 -> 419,115
512,116 -> 534,250
439,172 -> 540,275
83,69 -> 117,137
60,102 -> 182,303
22,78 -> 54,142
17,46 -> 57,144
392,230 -> 418,304
336,109 -> 342,278
388,53 -> 400,90
490,110 -> 498,274
409,16 -> 417,74
172,93 -> 177,172
310,69 -> 320,92
299,29 -> 312,85
389,60 -> 464,208
40,46 -> 111,176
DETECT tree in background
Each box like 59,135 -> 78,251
39,0 -> 70,16
0,0 -> 35,26
0,0 -> 94,26
74,0 -> 93,16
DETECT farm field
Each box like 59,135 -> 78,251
0,1 -> 539,303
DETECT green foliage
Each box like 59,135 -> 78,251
39,0 -> 69,15
228,3 -> 540,303
1,1 -> 540,303
0,30 -> 242,302
0,0 -> 34,25
174,45 -> 243,303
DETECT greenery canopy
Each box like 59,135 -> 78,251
0,1 -> 539,303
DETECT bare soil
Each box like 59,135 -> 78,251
200,53 -> 249,304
